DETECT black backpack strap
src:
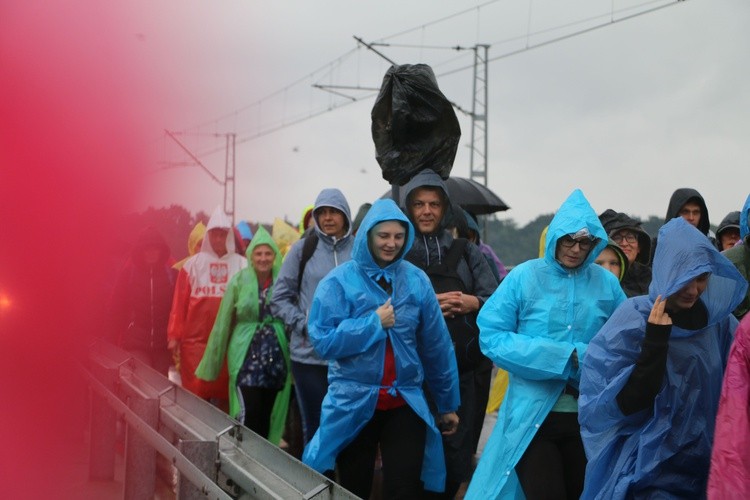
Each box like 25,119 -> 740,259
297,231 -> 318,291
443,238 -> 469,270
431,238 -> 483,373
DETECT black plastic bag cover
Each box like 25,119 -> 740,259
371,64 -> 461,186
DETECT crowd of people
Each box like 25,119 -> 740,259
106,181 -> 750,499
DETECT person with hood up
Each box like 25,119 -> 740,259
465,189 -> 626,500
708,311 -> 750,498
722,193 -> 750,319
270,188 -> 354,446
650,187 -> 714,262
195,227 -> 291,444
594,239 -> 629,284
173,221 -> 206,271
107,226 -> 176,376
302,199 -> 460,498
578,217 -> 747,499
400,169 -> 498,500
168,207 -> 246,408
299,204 -> 314,235
716,210 -> 741,251
598,209 -> 652,297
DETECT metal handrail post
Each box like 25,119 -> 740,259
82,363 -> 233,500
88,360 -> 118,480
124,395 -> 159,500
177,440 -> 219,500
83,340 -> 360,499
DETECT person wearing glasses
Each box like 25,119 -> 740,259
598,209 -> 652,297
465,189 -> 626,500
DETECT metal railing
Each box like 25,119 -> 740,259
82,340 -> 360,500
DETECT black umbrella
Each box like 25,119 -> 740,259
382,176 -> 510,215
443,177 -> 509,215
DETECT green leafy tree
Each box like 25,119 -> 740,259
483,214 -> 554,267
640,215 -> 663,239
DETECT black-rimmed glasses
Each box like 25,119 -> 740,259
612,232 -> 638,244
559,236 -> 595,251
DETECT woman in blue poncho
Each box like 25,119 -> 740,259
466,189 -> 626,499
302,198 -> 460,498
579,217 -> 748,499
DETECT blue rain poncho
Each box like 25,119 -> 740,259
466,189 -> 626,499
302,199 -> 460,492
741,192 -> 750,240
579,217 -> 748,499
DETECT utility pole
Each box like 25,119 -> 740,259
164,130 -> 236,225
224,133 -> 236,225
469,44 -> 490,188
468,44 -> 490,240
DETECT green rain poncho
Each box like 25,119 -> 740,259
195,226 -> 291,444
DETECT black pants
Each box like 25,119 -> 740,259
515,411 -> 587,500
240,386 -> 278,439
423,369 -> 479,500
336,405 -> 426,500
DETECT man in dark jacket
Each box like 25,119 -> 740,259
400,169 -> 498,499
108,226 -> 176,375
651,188 -> 715,262
598,209 -> 652,297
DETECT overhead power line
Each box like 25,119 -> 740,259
164,129 -> 222,185
181,47 -> 361,134
168,0 -> 685,159
353,36 -> 398,66
375,0 -> 506,43
438,0 -> 681,78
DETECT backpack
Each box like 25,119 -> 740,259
297,231 -> 319,291
421,238 -> 483,373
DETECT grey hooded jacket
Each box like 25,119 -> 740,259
270,188 -> 354,365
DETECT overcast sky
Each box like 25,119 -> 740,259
7,0 -> 750,228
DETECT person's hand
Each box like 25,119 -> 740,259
436,291 -> 461,317
436,291 -> 478,318
168,339 -> 179,352
648,295 -> 672,326
376,298 -> 395,329
438,412 -> 459,435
